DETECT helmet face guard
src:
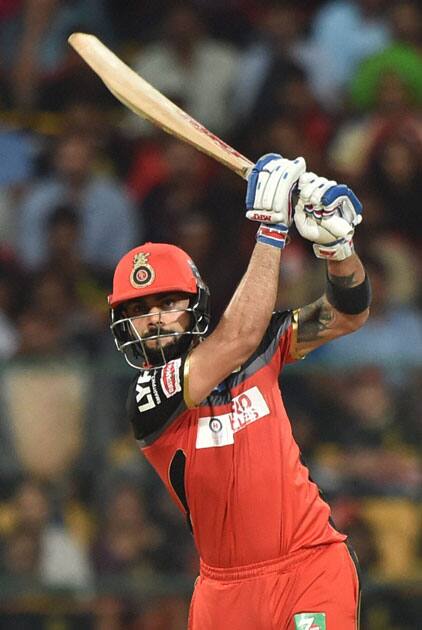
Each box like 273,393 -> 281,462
108,243 -> 210,370
110,286 -> 210,369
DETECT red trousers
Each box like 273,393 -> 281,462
188,542 -> 360,630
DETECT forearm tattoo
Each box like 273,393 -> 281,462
327,271 -> 359,289
297,297 -> 335,343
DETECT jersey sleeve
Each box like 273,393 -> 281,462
278,308 -> 304,364
267,310 -> 296,366
243,310 -> 302,377
126,355 -> 189,441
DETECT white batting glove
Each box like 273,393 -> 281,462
245,153 -> 306,226
294,172 -> 363,260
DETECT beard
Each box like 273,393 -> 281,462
141,327 -> 193,366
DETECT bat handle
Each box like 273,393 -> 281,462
241,165 -> 253,181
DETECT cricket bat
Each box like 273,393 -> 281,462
68,33 -> 253,179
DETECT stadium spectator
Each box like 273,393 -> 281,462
328,0 -> 422,180
297,0 -> 390,109
367,134 -> 422,246
123,3 -> 240,137
350,0 -> 422,111
0,479 -> 92,589
41,205 -> 109,354
231,2 -> 306,123
91,482 -> 161,580
0,0 -> 112,110
16,132 -> 139,273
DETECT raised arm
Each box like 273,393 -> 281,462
292,172 -> 371,358
187,155 -> 305,405
294,253 -> 369,357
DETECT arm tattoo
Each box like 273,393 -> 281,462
297,297 -> 335,343
327,271 -> 358,289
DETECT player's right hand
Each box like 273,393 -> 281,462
245,154 -> 306,226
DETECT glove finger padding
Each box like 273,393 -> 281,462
298,173 -> 337,208
246,155 -> 306,225
317,215 -> 355,240
295,175 -> 362,260
294,201 -> 355,243
294,205 -> 321,241
261,164 -> 287,211
246,153 -> 282,210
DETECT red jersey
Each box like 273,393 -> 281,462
127,311 -> 345,568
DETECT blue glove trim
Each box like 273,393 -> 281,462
245,153 -> 282,210
321,185 -> 362,214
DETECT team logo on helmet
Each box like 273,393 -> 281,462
130,252 -> 155,288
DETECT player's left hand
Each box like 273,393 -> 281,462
245,153 -> 306,226
296,172 -> 363,228
294,172 -> 363,260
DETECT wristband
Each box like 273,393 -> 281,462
313,237 -> 354,261
326,273 -> 371,315
256,223 -> 288,249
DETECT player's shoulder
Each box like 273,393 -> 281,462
268,309 -> 293,336
259,309 -> 294,353
239,310 -> 294,373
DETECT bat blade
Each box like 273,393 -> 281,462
68,33 -> 253,179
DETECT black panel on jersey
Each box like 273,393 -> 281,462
169,450 -> 192,532
169,450 -> 189,511
126,357 -> 187,441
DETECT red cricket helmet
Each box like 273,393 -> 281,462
109,243 -> 210,369
108,242 -> 203,307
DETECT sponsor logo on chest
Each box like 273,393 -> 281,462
160,358 -> 182,398
196,386 -> 269,449
135,359 -> 181,413
135,371 -> 161,412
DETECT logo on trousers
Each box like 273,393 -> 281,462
294,612 -> 326,630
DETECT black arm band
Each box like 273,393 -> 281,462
326,273 -> 371,315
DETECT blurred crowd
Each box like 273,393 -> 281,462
0,0 -> 421,628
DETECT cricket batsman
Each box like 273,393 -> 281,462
108,154 -> 370,629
